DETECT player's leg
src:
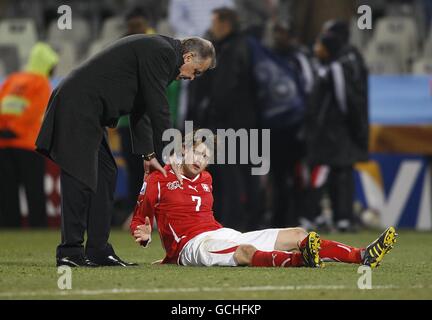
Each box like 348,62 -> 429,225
274,227 -> 308,251
178,228 -> 303,268
234,244 -> 307,267
307,227 -> 398,267
315,238 -> 364,264
232,245 -> 255,265
179,229 -> 242,267
274,226 -> 364,265
234,228 -> 321,268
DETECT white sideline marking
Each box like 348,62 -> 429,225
0,284 -> 429,298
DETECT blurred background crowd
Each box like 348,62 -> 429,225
0,0 -> 431,233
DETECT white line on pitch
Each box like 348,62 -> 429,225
0,284 -> 430,298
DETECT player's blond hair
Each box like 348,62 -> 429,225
181,130 -> 216,165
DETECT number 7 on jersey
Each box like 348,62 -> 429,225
191,196 -> 201,212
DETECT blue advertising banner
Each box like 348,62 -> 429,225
355,154 -> 431,230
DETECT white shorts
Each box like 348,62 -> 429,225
179,227 -> 281,267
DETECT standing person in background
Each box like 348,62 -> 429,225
305,29 -> 368,232
0,43 -> 59,227
321,19 -> 368,83
188,7 -> 261,231
270,20 -> 315,229
249,20 -> 314,228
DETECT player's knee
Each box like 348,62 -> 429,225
276,227 -> 308,251
234,245 -> 257,266
292,227 -> 308,242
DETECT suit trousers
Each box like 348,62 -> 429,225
56,138 -> 118,259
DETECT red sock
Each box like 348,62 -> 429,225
251,250 -> 304,267
319,239 -> 363,264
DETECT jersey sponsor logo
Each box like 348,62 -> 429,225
201,183 -> 210,192
167,181 -> 183,190
188,185 -> 198,192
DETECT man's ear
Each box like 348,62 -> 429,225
183,52 -> 194,63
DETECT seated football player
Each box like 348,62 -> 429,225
130,137 -> 397,269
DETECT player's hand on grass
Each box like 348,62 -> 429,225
144,158 -> 167,180
133,216 -> 152,244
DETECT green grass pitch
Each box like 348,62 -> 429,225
0,229 -> 431,300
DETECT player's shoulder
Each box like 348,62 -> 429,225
147,168 -> 169,184
200,170 -> 213,183
148,165 -> 179,181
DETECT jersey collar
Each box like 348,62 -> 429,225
169,169 -> 200,182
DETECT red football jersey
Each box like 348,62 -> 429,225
130,165 -> 222,264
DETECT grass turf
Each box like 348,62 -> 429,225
0,228 -> 431,300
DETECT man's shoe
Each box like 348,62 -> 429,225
299,231 -> 323,268
56,255 -> 99,268
363,226 -> 398,268
89,254 -> 138,267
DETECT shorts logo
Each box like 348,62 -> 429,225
201,183 -> 210,192
167,181 -> 183,190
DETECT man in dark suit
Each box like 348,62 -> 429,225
36,35 -> 216,267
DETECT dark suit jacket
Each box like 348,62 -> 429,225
36,34 -> 183,191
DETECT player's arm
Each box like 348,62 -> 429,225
130,175 -> 159,247
133,216 -> 152,246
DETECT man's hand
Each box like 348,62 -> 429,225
144,157 -> 167,180
143,155 -> 183,184
133,216 -> 152,244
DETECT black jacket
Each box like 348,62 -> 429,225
188,32 -> 257,130
305,45 -> 369,166
36,34 -> 183,191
